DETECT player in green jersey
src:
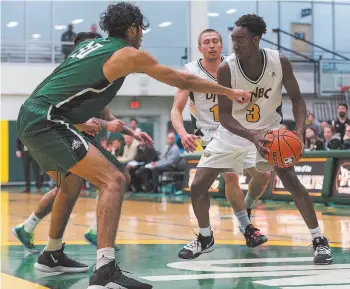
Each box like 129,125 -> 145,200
16,3 -> 251,289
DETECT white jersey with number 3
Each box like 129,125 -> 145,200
185,58 -> 224,145
225,48 -> 283,131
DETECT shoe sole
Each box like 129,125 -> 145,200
178,245 -> 215,260
314,258 -> 333,265
12,228 -> 40,254
84,235 -> 97,247
34,262 -> 89,273
246,236 -> 268,248
87,283 -> 152,289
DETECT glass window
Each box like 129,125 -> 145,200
257,1 -> 279,50
1,1 -> 25,43
334,3 -> 350,57
208,1 -> 258,55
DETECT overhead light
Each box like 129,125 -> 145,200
226,9 -> 237,14
72,19 -> 84,25
7,21 -> 18,28
158,22 -> 172,28
32,33 -> 41,39
207,12 -> 219,17
143,28 -> 151,34
55,25 -> 67,30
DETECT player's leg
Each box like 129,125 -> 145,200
223,172 -> 268,248
178,167 -> 220,259
12,187 -> 59,254
34,172 -> 88,273
276,166 -> 332,265
68,144 -> 151,289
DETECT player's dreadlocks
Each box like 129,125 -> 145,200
99,2 -> 149,39
235,14 -> 267,38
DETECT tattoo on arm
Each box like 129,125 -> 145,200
121,126 -> 134,136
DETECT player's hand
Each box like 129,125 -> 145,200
227,89 -> 251,104
79,119 -> 101,136
107,119 -> 125,132
249,130 -> 271,158
133,131 -> 154,146
180,133 -> 199,152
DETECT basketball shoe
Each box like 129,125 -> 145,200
313,237 -> 333,265
34,243 -> 88,273
12,224 -> 40,254
84,228 -> 119,251
244,224 -> 268,248
178,230 -> 215,259
88,261 -> 152,289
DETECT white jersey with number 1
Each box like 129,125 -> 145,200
185,57 -> 224,146
198,48 -> 284,173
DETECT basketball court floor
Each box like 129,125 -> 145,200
1,188 -> 350,289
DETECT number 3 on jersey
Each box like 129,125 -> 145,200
246,104 -> 260,123
70,41 -> 103,59
210,104 -> 219,122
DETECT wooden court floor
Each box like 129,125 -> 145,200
1,188 -> 350,289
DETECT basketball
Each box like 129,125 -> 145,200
264,129 -> 303,168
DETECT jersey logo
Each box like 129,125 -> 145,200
72,139 -> 83,150
206,93 -> 217,103
272,72 -> 276,77
251,87 -> 271,101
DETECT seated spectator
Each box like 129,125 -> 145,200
90,24 -> 102,38
342,124 -> 350,149
130,118 -> 142,132
127,142 -> 159,192
320,121 -> 329,133
117,135 -> 138,164
322,125 -> 342,150
331,104 -> 350,142
100,137 -> 108,150
107,139 -> 122,157
304,127 -> 323,151
136,132 -> 180,192
306,112 -> 322,136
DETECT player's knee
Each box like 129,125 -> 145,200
223,172 -> 239,186
99,171 -> 126,193
259,171 -> 271,185
190,177 -> 203,194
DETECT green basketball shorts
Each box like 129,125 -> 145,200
17,100 -> 124,174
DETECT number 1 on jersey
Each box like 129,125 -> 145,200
246,104 -> 260,123
210,104 -> 219,122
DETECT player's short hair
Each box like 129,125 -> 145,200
99,2 -> 149,39
338,103 -> 348,110
235,14 -> 267,38
198,29 -> 222,46
74,32 -> 99,47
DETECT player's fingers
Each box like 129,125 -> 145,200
186,140 -> 197,151
259,145 -> 270,155
190,134 -> 200,139
260,138 -> 271,144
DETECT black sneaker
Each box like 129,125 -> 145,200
34,243 -> 88,273
88,261 -> 152,289
313,237 -> 333,265
244,224 -> 268,248
178,231 -> 215,259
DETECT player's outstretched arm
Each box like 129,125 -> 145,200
280,54 -> 306,141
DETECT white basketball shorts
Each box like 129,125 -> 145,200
197,124 -> 282,174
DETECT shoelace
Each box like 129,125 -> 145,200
246,226 -> 262,239
316,245 -> 331,255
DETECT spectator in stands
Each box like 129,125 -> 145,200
136,132 -> 180,192
306,112 -> 322,136
100,137 -> 108,150
304,127 -> 323,151
127,142 -> 159,192
322,125 -> 342,150
107,139 -> 122,157
320,121 -> 329,132
342,124 -> 350,149
16,138 -> 43,193
61,24 -> 76,59
129,118 -> 142,132
117,135 -> 138,164
331,104 -> 350,142
90,24 -> 102,38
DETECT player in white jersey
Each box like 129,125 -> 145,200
196,14 -> 332,265
172,29 -> 269,260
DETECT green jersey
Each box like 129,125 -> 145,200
28,37 -> 128,124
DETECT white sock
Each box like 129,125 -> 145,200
310,227 -> 323,239
96,247 -> 115,270
91,220 -> 97,234
199,226 -> 212,237
244,195 -> 256,209
235,210 -> 251,230
23,213 -> 41,234
46,237 -> 63,251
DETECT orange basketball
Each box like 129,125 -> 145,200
264,129 -> 303,168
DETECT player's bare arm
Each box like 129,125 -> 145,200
217,62 -> 269,156
103,47 -> 250,102
171,88 -> 199,152
280,54 -> 306,143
